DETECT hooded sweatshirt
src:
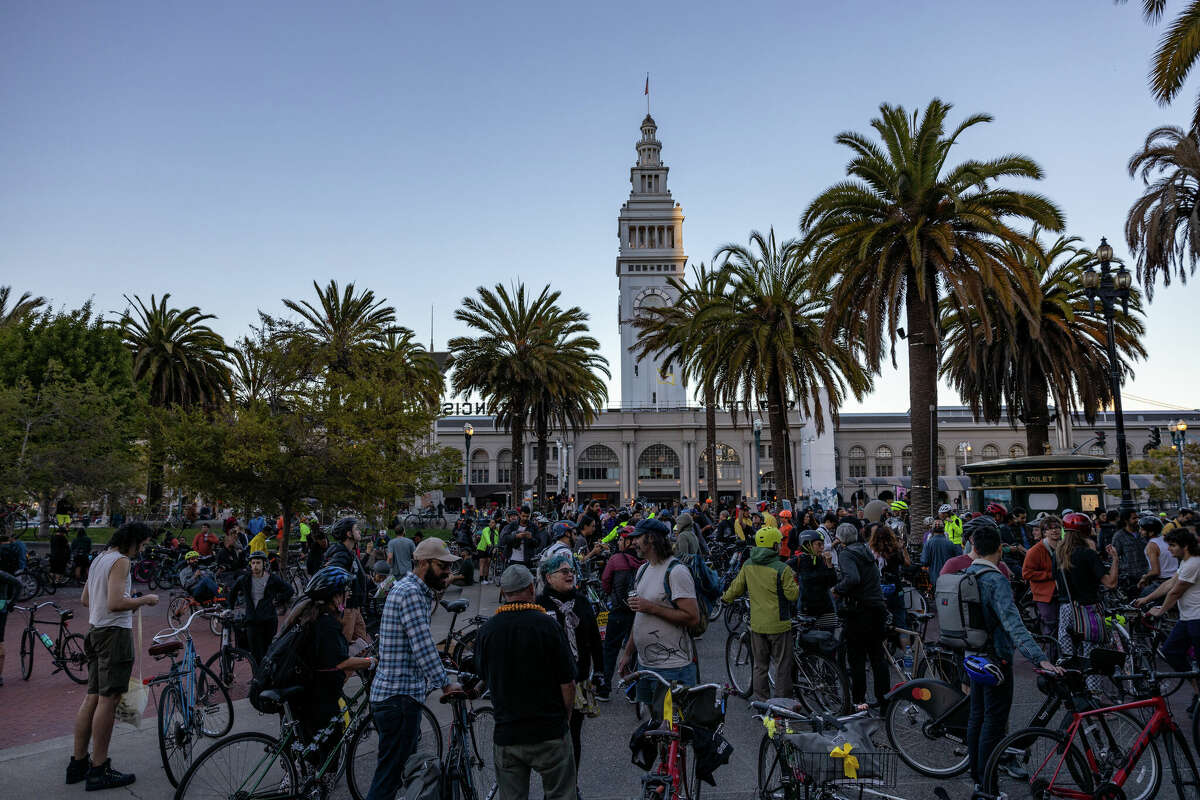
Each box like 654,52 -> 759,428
721,546 -> 799,635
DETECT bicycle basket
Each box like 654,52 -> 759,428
788,747 -> 896,787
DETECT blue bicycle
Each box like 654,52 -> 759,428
147,608 -> 234,787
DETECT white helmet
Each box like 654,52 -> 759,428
938,504 -> 953,515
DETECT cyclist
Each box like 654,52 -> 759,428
49,525 -> 70,581
831,522 -> 890,710
1138,528 -> 1200,704
323,516 -> 368,645
1139,515 -> 1178,596
920,518 -> 961,580
598,526 -> 641,699
278,566 -> 374,749
70,527 -> 93,582
1110,510 -> 1148,595
791,530 -> 838,629
178,551 -> 218,603
1057,512 -> 1118,686
474,516 -> 499,584
227,550 -> 294,663
1021,514 -> 1064,659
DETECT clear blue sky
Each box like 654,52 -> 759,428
2,0 -> 1194,413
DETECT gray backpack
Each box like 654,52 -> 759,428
935,562 -> 999,652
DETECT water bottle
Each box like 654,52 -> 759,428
39,632 -> 55,650
903,645 -> 914,674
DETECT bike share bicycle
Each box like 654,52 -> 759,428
14,600 -> 88,683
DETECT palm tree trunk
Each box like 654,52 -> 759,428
704,386 -> 718,503
906,271 -> 939,549
510,419 -> 526,508
1023,368 -> 1051,456
535,405 -> 549,514
766,373 -> 795,501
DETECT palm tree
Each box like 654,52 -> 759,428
0,286 -> 46,327
282,280 -> 397,374
802,99 -> 1063,538
1120,0 -> 1200,125
377,328 -> 445,412
119,294 -> 232,504
631,263 -> 731,503
701,229 -> 873,502
1126,124 -> 1200,299
942,233 -> 1147,455
450,284 -> 608,508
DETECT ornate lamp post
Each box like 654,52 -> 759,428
753,419 -> 763,500
463,423 -> 474,510
1170,420 -> 1189,509
1081,237 -> 1135,513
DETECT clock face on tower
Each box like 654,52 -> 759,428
633,287 -> 673,318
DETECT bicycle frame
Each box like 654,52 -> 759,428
17,601 -> 74,666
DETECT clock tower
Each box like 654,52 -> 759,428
616,114 -> 688,409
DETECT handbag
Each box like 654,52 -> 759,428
115,612 -> 148,727
1062,566 -> 1106,644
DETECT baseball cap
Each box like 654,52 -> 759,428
413,538 -> 461,562
499,564 -> 535,593
633,518 -> 670,538
551,521 -> 576,539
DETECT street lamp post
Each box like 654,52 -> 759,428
1081,238 -> 1135,514
753,419 -> 763,500
956,441 -> 972,474
1170,420 -> 1189,509
463,423 -> 474,510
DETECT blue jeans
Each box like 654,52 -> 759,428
365,694 -> 423,800
636,662 -> 697,706
967,662 -> 1015,783
190,576 -> 218,603
1161,618 -> 1200,671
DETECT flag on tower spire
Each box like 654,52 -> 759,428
644,73 -> 650,113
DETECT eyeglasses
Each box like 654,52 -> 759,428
550,568 -> 575,577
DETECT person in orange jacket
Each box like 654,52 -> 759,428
777,509 -> 794,557
1021,514 -> 1063,659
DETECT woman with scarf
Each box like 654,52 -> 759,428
537,552 -> 603,776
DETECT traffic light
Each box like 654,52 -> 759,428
1149,427 -> 1162,448
1095,430 -> 1107,449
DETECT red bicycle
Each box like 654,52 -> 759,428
618,670 -> 728,800
980,664 -> 1200,800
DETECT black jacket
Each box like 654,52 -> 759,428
833,542 -> 886,610
324,541 -> 367,608
228,572 -> 294,623
499,521 -> 544,564
215,545 -> 247,576
791,553 -> 837,617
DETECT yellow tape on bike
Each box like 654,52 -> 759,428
662,689 -> 673,728
763,716 -> 777,739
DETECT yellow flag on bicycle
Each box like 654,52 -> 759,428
830,743 -> 859,779
763,716 -> 777,739
662,689 -> 673,727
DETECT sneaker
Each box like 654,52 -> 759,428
999,759 -> 1031,781
85,759 -> 136,792
66,755 -> 90,785
625,682 -> 638,705
595,686 -> 611,702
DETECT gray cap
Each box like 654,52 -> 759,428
499,564 -> 535,594
673,512 -> 693,532
835,523 -> 859,544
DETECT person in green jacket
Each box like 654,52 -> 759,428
475,516 -> 499,585
721,524 -> 799,700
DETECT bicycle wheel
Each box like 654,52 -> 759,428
346,712 -> 378,800
19,629 -> 34,680
724,632 -> 753,698
131,559 -> 152,584
793,653 -> 849,715
194,662 -> 235,738
419,701 -> 444,760
884,689 -> 969,777
981,727 -> 1096,799
1165,728 -> 1200,800
203,647 -> 256,702
60,632 -> 89,684
1080,710 -> 1163,800
707,597 -> 724,622
15,570 -> 40,602
682,743 -> 703,800
208,613 -> 224,638
168,595 -> 189,628
158,684 -> 195,787
756,733 -> 787,800
723,601 -> 745,634
469,706 -> 497,800
913,649 -> 959,685
173,731 -> 297,800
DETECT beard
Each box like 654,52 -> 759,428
422,566 -> 450,591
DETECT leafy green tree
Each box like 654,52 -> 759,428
802,99 -> 1063,536
703,230 -> 872,501
1128,443 -> 1200,505
0,287 -> 46,328
942,234 -> 1146,455
1126,125 -> 1200,299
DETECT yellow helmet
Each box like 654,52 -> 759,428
755,526 -> 783,549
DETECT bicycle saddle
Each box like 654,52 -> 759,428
440,598 -> 469,614
259,686 -> 305,704
439,688 -> 470,703
148,641 -> 182,657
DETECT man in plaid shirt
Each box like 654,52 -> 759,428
365,538 -> 462,800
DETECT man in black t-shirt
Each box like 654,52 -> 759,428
476,565 -> 577,800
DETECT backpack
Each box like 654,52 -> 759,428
935,562 -> 1000,652
635,557 -> 716,637
0,542 -> 19,575
249,621 -> 315,713
398,750 -> 443,800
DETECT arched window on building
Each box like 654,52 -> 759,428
540,472 -> 558,488
901,445 -> 913,477
698,443 -> 743,481
848,446 -> 867,478
981,444 -> 1000,460
577,444 -> 620,480
469,450 -> 489,484
875,445 -> 894,477
496,450 -> 512,484
1009,444 -> 1026,459
637,444 -> 680,480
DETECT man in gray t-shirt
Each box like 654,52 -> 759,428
387,531 -> 416,578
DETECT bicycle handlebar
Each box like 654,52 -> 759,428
14,600 -> 62,614
616,669 -> 724,696
749,700 -> 869,727
152,607 -> 208,642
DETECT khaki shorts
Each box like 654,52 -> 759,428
85,626 -> 134,697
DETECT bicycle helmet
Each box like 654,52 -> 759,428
1139,516 -> 1163,536
963,654 -> 1005,686
185,550 -> 201,561
248,550 -> 268,562
779,509 -> 793,519
963,514 -> 1000,539
304,565 -> 352,600
890,500 -> 909,512
798,530 -> 823,546
985,502 -> 1008,519
938,504 -> 954,515
329,516 -> 360,540
1062,512 -> 1093,536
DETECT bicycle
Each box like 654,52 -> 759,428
432,670 -> 498,800
725,615 -> 850,715
0,503 -> 29,538
752,698 -> 905,800
202,609 -> 257,702
404,508 -> 447,530
436,597 -> 488,672
146,608 -> 235,787
618,669 -> 728,800
979,655 -> 1197,800
14,600 -> 88,683
173,669 -> 444,800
